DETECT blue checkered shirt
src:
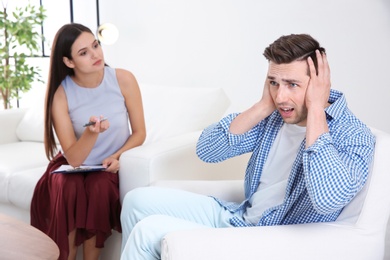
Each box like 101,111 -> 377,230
196,90 -> 375,227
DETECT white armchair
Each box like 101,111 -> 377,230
151,128 -> 390,260
119,84 -> 249,202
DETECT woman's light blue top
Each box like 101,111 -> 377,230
62,66 -> 130,165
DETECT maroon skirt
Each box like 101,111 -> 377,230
31,153 -> 122,260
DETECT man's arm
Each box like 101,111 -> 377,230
303,128 -> 375,214
196,114 -> 257,163
303,50 -> 376,214
197,80 -> 276,163
305,50 -> 331,148
229,80 -> 276,135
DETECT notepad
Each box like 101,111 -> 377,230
51,164 -> 107,174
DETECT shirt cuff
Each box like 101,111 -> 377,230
219,113 -> 249,146
305,132 -> 333,153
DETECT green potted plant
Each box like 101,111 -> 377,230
0,2 -> 46,109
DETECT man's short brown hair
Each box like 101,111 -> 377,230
263,34 -> 326,74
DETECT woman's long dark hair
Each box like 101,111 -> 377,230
44,23 -> 93,160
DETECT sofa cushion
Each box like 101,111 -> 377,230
15,100 -> 45,143
0,142 -> 48,203
140,84 -> 230,144
0,108 -> 27,144
8,166 -> 46,210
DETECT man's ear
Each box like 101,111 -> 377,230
63,57 -> 75,68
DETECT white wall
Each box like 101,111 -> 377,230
95,0 -> 390,133
16,0 -> 390,133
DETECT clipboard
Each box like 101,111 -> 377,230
51,164 -> 107,174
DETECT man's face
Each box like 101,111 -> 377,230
267,60 -> 310,126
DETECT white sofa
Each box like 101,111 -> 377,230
0,84 -> 245,260
156,128 -> 390,260
2,83 -> 389,259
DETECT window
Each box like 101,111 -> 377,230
1,0 -> 71,108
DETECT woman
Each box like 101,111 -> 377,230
31,23 -> 146,260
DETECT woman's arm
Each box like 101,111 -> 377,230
110,68 -> 146,160
51,85 -> 109,166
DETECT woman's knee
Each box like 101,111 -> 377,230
85,172 -> 118,196
51,174 -> 84,196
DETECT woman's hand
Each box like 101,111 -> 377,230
87,115 -> 110,133
102,156 -> 120,173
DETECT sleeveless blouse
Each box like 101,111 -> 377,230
62,66 -> 130,164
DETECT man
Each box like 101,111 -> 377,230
120,34 -> 375,260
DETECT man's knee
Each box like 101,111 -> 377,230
121,187 -> 160,229
122,187 -> 151,212
126,215 -> 169,256
132,215 -> 167,238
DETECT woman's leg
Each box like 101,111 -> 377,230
83,236 -> 101,260
49,173 -> 86,260
67,229 -> 77,260
120,187 -> 235,260
82,171 -> 121,259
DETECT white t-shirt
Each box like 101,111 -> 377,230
243,123 -> 306,225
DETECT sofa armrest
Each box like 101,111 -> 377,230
0,108 -> 27,144
118,131 -> 249,203
161,222 -> 383,260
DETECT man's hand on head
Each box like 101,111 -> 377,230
229,80 -> 276,135
304,50 -> 331,148
305,50 -> 331,110
259,79 -> 277,116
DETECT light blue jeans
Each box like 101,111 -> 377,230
120,187 -> 238,260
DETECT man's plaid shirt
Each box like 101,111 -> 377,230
196,90 -> 375,227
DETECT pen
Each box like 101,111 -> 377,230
83,117 -> 108,127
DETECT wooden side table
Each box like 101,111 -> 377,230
0,213 -> 59,260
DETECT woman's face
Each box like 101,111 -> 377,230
63,32 -> 105,73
